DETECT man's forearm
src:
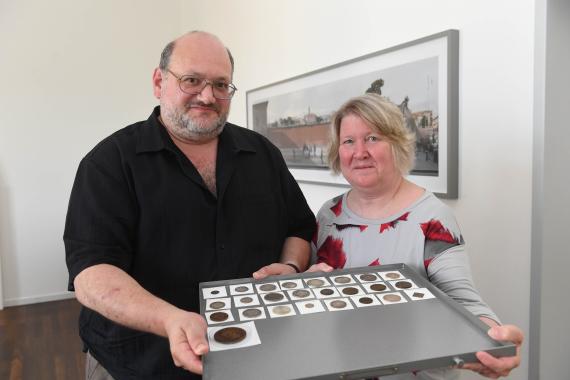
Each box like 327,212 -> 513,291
279,236 -> 310,271
74,263 -> 181,337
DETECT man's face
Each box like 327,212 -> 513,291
154,33 -> 233,143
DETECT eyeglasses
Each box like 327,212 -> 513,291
167,69 -> 237,100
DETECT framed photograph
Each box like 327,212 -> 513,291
247,30 -> 459,198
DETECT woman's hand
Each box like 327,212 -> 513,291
305,262 -> 334,273
462,324 -> 523,378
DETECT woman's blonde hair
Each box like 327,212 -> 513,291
328,93 -> 416,175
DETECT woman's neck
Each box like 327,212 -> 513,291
347,178 -> 423,219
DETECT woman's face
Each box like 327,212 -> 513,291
338,114 -> 399,191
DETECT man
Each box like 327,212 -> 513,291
64,31 -> 315,379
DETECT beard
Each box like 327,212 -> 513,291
162,100 -> 228,142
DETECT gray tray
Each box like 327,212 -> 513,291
199,263 -> 515,379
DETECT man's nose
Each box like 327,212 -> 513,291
196,82 -> 216,104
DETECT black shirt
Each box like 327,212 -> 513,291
64,107 -> 315,379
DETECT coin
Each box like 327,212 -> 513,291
341,287 -> 359,295
359,296 -> 374,304
359,274 -> 377,282
281,281 -> 297,289
272,305 -> 291,315
385,272 -> 401,279
370,283 -> 387,292
383,294 -> 402,302
209,311 -> 229,322
334,276 -> 351,284
306,279 -> 325,287
259,283 -> 276,292
235,286 -> 249,293
304,302 -> 314,308
330,300 -> 347,309
395,281 -> 412,289
320,288 -> 334,296
240,296 -> 253,304
242,308 -> 262,318
211,290 -> 220,295
214,326 -> 247,344
209,301 -> 226,310
292,289 -> 311,298
264,292 -> 284,302
413,292 -> 425,298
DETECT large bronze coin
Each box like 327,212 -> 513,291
383,294 -> 402,302
334,276 -> 351,284
272,305 -> 291,315
235,286 -> 249,293
209,311 -> 229,322
370,283 -> 387,292
242,308 -> 262,318
240,296 -> 253,304
330,300 -> 347,309
395,281 -> 412,289
281,281 -> 297,289
320,288 -> 334,296
214,326 -> 247,344
385,272 -> 401,279
341,287 -> 359,295
264,292 -> 284,302
359,296 -> 374,304
306,279 -> 325,287
359,274 -> 377,282
209,301 -> 226,310
292,289 -> 311,298
259,283 -> 277,292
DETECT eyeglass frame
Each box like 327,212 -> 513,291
166,69 -> 237,100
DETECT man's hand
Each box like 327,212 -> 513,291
164,310 -> 209,374
462,324 -> 523,378
253,263 -> 296,279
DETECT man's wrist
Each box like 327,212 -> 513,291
284,262 -> 300,273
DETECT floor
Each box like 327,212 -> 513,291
0,298 -> 85,380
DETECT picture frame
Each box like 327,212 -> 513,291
246,30 -> 459,198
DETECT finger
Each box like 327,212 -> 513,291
186,317 -> 209,356
306,263 -> 333,273
488,325 -> 524,345
476,351 -> 519,375
170,329 -> 204,374
252,266 -> 270,279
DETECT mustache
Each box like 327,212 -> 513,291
185,101 -> 220,113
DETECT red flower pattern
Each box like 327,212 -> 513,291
330,198 -> 343,216
420,219 -> 459,244
379,212 -> 410,233
316,236 -> 346,269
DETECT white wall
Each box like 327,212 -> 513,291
184,1 -> 534,379
0,0 -> 181,306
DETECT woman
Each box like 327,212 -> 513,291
310,93 -> 522,379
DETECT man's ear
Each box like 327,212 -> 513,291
152,68 -> 163,99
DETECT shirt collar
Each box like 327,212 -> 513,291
136,106 -> 257,155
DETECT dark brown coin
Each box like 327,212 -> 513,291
385,272 -> 401,279
272,305 -> 291,315
359,296 -> 374,304
413,292 -> 425,298
281,281 -> 297,289
304,302 -> 314,308
341,287 -> 359,295
214,326 -> 247,344
370,283 -> 387,292
292,289 -> 311,298
259,283 -> 276,292
334,276 -> 351,284
360,274 -> 377,282
395,281 -> 412,289
330,300 -> 347,309
209,311 -> 229,322
264,292 -> 284,302
211,290 -> 220,295
235,286 -> 249,293
306,279 -> 325,287
383,294 -> 402,302
320,288 -> 334,296
242,308 -> 262,318
209,301 -> 226,310
240,296 -> 253,304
